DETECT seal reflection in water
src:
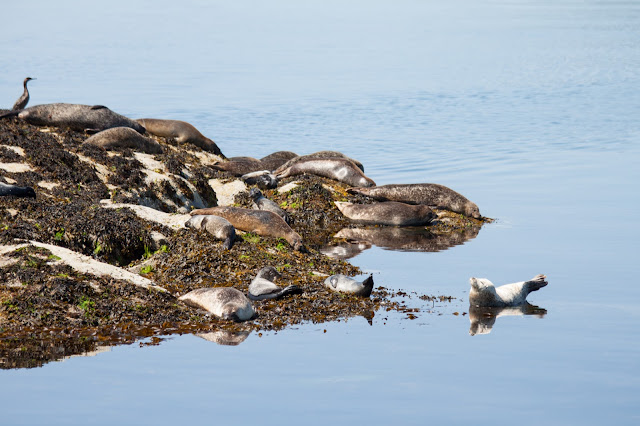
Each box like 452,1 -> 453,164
248,266 -> 303,301
469,303 -> 547,336
469,274 -> 548,307
324,274 -> 374,297
179,287 -> 255,321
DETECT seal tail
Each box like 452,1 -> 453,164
525,274 -> 548,293
361,275 -> 374,297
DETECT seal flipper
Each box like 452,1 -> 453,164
360,275 -> 374,297
525,274 -> 548,293
279,285 -> 303,298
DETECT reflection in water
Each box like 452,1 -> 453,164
321,226 -> 480,259
468,303 -> 547,336
196,330 -> 251,346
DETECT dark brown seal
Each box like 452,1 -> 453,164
191,206 -> 305,251
83,127 -> 163,154
276,158 -> 375,187
347,183 -> 480,218
136,118 -> 224,156
334,201 -> 436,226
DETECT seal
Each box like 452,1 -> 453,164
334,201 -> 436,226
324,274 -> 374,297
275,151 -> 365,173
0,181 -> 36,198
347,183 -> 481,219
248,266 -> 303,301
135,118 -> 224,156
249,188 -> 290,224
469,274 -> 548,307
179,287 -> 255,321
12,77 -> 35,111
241,170 -> 278,190
0,103 -> 146,134
185,214 -> 236,250
276,158 -> 375,187
191,206 -> 305,251
259,151 -> 298,171
83,127 -> 163,154
212,157 -> 263,176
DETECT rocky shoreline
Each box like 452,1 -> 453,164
0,111 -> 487,368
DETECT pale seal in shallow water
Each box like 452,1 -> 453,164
185,215 -> 236,250
249,188 -> 290,224
0,181 -> 36,198
469,274 -> 548,307
83,127 -> 163,154
191,206 -> 305,251
276,158 -> 375,187
334,201 -> 436,226
0,103 -> 146,134
135,118 -> 224,156
348,183 -> 480,219
179,287 -> 255,321
324,274 -> 374,297
12,77 -> 35,111
248,266 -> 303,301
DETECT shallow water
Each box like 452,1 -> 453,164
1,0 -> 639,424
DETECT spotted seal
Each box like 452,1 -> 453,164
334,201 -> 436,226
469,274 -> 548,307
0,103 -> 145,134
324,274 -> 374,297
179,287 -> 255,321
83,127 -> 163,154
135,118 -> 224,156
248,266 -> 303,301
191,206 -> 305,251
276,158 -> 375,187
347,183 -> 480,219
185,215 -> 236,250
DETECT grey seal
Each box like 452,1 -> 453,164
12,77 -> 35,111
249,188 -> 290,224
0,181 -> 36,198
276,158 -> 375,187
0,103 -> 146,134
185,214 -> 236,250
469,274 -> 548,307
241,170 -> 278,190
324,274 -> 374,297
347,183 -> 481,219
83,127 -> 163,154
191,206 -> 305,251
135,118 -> 224,156
275,151 -> 365,173
248,266 -> 303,301
334,201 -> 436,226
179,287 -> 255,321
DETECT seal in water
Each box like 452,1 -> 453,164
469,274 -> 548,307
347,183 -> 480,219
0,181 -> 36,198
248,266 -> 303,301
185,214 -> 236,250
191,206 -> 305,251
334,201 -> 436,226
179,287 -> 255,321
0,103 -> 146,134
274,151 -> 365,173
83,127 -> 163,154
324,274 -> 374,297
135,118 -> 224,156
249,188 -> 290,224
12,77 -> 35,111
275,158 -> 375,187
241,170 -> 278,190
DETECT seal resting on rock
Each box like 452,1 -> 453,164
185,215 -> 236,250
191,206 -> 305,251
324,274 -> 374,297
347,183 -> 481,219
241,170 -> 278,189
275,151 -> 365,173
250,188 -> 290,224
179,287 -> 255,321
0,181 -> 36,198
0,103 -> 146,134
248,266 -> 303,301
276,158 -> 375,187
469,274 -> 548,307
83,127 -> 163,154
135,118 -> 224,156
334,201 -> 436,226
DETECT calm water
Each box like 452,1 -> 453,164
1,0 -> 639,424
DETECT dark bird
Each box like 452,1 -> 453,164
12,77 -> 35,111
